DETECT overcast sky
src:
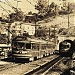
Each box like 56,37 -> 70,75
0,0 -> 74,16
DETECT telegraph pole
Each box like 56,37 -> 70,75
49,28 -> 50,41
68,2 -> 70,28
35,20 -> 37,37
47,0 -> 49,12
48,0 -> 49,5
53,25 -> 56,43
14,0 -> 21,8
7,23 -> 11,44
34,13 -> 38,37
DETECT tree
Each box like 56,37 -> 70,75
50,2 -> 56,8
9,8 -> 24,21
36,27 -> 46,39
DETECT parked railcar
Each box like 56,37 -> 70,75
12,36 -> 55,61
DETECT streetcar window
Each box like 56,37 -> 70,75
42,45 -> 46,50
17,43 -> 24,49
26,43 -> 31,49
32,43 -> 38,50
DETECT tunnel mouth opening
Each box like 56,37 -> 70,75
59,39 -> 74,57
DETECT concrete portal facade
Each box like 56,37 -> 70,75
56,36 -> 75,50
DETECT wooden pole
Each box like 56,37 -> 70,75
68,2 -> 69,28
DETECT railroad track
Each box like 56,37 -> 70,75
0,55 -> 59,75
0,63 -> 21,71
24,56 -> 63,75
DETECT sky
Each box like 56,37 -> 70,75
0,0 -> 74,16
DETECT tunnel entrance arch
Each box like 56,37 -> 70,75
56,36 -> 75,57
56,36 -> 75,50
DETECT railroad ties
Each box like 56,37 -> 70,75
25,57 -> 71,75
0,55 -> 59,75
24,56 -> 62,75
0,55 -> 72,75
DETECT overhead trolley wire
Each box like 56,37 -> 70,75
33,0 -> 37,4
0,0 -> 29,15
26,0 -> 35,7
0,1 -> 12,13
0,4 -> 9,14
5,0 -> 14,8
5,0 -> 18,12
5,0 -> 26,13
0,0 -> 14,13
0,1 -> 6,4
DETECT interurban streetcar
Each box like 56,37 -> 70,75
12,36 -> 56,61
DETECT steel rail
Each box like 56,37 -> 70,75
24,56 -> 62,75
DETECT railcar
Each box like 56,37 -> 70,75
0,44 -> 11,59
12,36 -> 55,61
59,40 -> 74,57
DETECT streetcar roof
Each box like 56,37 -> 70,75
28,38 -> 47,44
16,38 -> 47,44
17,41 -> 30,43
16,40 -> 37,43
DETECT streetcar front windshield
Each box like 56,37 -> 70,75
18,42 -> 31,50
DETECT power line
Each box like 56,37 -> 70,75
0,0 -> 15,12
26,0 -> 35,7
0,1 -> 6,4
0,0 -> 11,7
5,0 -> 13,8
33,0 -> 37,4
0,1 -> 12,13
5,0 -> 26,13
0,4 -> 9,14
4,0 -> 19,12
5,0 -> 18,12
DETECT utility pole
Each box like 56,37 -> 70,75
54,26 -> 56,39
68,2 -> 70,28
35,20 -> 37,37
68,14 -> 69,28
48,0 -> 49,5
34,14 -> 37,37
47,0 -> 49,12
14,0 -> 21,8
7,19 -> 13,45
49,28 -> 50,41
53,25 -> 57,43
7,23 -> 11,44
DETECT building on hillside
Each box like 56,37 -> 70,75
55,0 -> 68,11
11,22 -> 22,36
11,22 -> 37,36
21,23 -> 35,36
